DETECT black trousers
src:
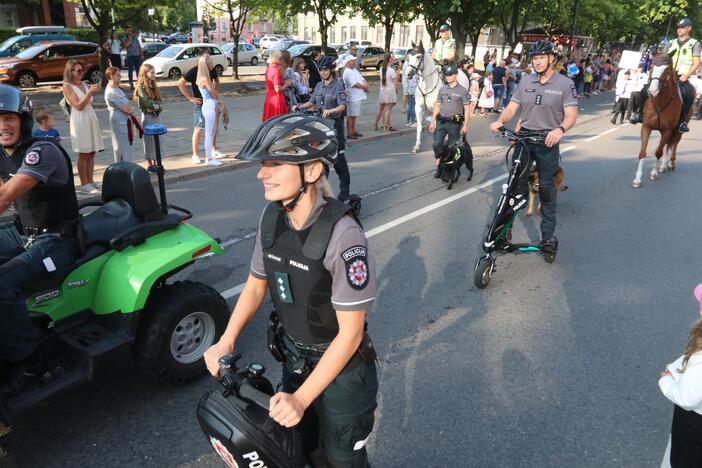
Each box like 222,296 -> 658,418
109,54 -> 122,68
332,118 -> 350,199
0,222 -> 78,362
612,98 -> 629,123
670,404 -> 702,467
513,140 -> 560,240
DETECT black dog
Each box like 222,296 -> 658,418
437,140 -> 474,190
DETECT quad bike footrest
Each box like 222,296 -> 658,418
58,322 -> 133,358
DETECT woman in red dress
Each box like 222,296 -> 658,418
262,50 -> 289,121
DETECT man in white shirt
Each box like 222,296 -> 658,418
612,69 -> 632,124
341,55 -> 368,139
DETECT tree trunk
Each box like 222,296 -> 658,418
469,32 -> 480,60
232,33 -> 240,80
97,23 -> 110,85
384,20 -> 394,52
320,25 -> 328,52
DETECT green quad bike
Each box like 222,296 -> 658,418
0,125 -> 230,424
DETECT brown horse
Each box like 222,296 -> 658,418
632,53 -> 691,188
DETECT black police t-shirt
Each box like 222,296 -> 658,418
184,67 -> 219,101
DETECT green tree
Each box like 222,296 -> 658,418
281,0 -> 348,50
447,0 -> 496,60
416,0 -> 451,43
353,0 -> 415,51
489,0 -> 534,49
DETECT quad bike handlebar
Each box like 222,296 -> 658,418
218,352 -> 272,411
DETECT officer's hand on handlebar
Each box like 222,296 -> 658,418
544,127 -> 564,148
489,120 -> 504,133
429,120 -> 436,133
321,109 -> 337,118
269,392 -> 307,427
291,105 -> 298,112
204,340 -> 234,378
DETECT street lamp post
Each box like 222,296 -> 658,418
569,0 -> 580,57
148,9 -> 155,41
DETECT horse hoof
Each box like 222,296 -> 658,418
410,147 -> 419,154
632,181 -> 642,188
649,174 -> 658,181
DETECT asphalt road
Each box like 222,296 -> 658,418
2,95 -> 702,467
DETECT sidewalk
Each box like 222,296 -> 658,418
46,83 -> 422,192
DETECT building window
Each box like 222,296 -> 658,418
248,22 -> 253,32
330,26 -> 335,43
341,26 -> 347,44
399,25 -> 409,47
361,26 -> 368,41
350,26 -> 356,40
376,27 -> 383,44
0,6 -> 18,28
415,25 -> 424,44
305,27 -> 310,42
311,27 -> 316,42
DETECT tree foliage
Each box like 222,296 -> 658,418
353,0 -> 415,51
281,0 -> 348,50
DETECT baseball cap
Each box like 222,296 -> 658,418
694,283 -> 702,308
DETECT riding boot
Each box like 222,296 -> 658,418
678,121 -> 690,133
610,116 -> 617,125
539,236 -> 558,254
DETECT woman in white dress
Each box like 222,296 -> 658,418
62,59 -> 104,194
373,53 -> 398,132
477,71 -> 495,116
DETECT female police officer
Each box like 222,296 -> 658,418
204,114 -> 378,468
292,55 -> 352,203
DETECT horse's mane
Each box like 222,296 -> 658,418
652,53 -> 672,67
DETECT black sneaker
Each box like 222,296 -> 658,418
629,113 -> 642,124
678,122 -> 690,133
147,165 -> 158,173
610,117 -> 617,125
1,359 -> 44,398
539,236 -> 558,254
433,168 -> 441,179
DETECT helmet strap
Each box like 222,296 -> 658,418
283,165 -> 308,213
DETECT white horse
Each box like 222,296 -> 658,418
405,41 -> 442,153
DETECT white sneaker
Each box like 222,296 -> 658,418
409,122 -> 417,128
206,159 -> 223,166
79,185 -> 99,195
212,150 -> 225,159
192,155 -> 202,164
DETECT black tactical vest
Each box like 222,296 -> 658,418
261,198 -> 356,345
0,138 -> 79,230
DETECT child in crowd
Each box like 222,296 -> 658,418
659,283 -> 702,467
583,65 -> 593,98
32,108 -> 62,142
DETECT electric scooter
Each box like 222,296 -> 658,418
473,127 -> 557,289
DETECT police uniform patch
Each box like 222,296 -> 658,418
342,245 -> 369,290
339,91 -> 346,101
571,85 -> 578,98
24,150 -> 41,166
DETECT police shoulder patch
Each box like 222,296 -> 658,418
24,150 -> 41,166
342,245 -> 369,290
571,85 -> 578,98
339,91 -> 346,101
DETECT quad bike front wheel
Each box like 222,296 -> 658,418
135,280 -> 229,384
474,256 -> 493,289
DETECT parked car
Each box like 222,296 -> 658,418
221,42 -> 258,66
391,47 -> 411,63
288,44 -> 338,59
347,39 -> 372,48
261,40 -> 309,60
259,35 -> 283,49
0,40 -> 100,88
0,26 -> 75,58
330,44 -> 348,53
163,32 -> 190,44
252,36 -> 262,47
357,46 -> 386,69
144,43 -> 226,79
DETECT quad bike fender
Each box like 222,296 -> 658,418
94,223 -> 222,314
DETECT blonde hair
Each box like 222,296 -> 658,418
196,55 -> 213,87
292,57 -> 306,72
316,174 -> 334,198
268,50 -> 282,65
63,59 -> 83,83
133,63 -> 161,101
679,319 -> 702,373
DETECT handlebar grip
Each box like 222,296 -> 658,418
239,383 -> 271,411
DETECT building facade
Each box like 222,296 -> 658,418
196,0 -> 274,43
1,0 -> 80,28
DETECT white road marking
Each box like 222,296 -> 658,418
220,143 -> 578,299
582,126 -> 623,142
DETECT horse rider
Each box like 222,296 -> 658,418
630,18 -> 700,133
432,24 -> 456,71
488,40 -> 578,255
429,65 -> 471,178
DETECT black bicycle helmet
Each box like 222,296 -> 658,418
677,18 -> 693,28
237,114 -> 338,165
439,24 -> 450,33
0,84 -> 33,145
317,55 -> 336,70
528,40 -> 555,57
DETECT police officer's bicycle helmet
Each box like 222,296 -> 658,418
0,84 -> 33,146
237,114 -> 339,211
317,55 -> 336,70
677,18 -> 693,28
528,40 -> 555,57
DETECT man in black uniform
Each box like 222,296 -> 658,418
429,65 -> 471,178
0,85 -> 80,395
489,40 -> 578,252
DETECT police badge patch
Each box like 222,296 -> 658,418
339,91 -> 346,101
24,150 -> 41,166
571,85 -> 578,98
342,245 -> 369,290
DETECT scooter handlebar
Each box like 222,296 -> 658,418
218,352 -> 272,411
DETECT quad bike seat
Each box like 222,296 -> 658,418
25,163 -> 177,294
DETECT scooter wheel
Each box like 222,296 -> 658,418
474,256 -> 493,289
348,194 -> 362,217
543,251 -> 557,264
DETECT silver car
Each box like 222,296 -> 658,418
221,42 -> 259,66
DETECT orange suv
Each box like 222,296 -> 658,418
0,40 -> 101,88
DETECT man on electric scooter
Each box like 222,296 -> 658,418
489,40 -> 578,253
0,84 -> 80,396
204,114 -> 378,467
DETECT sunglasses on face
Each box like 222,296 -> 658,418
73,68 -> 83,73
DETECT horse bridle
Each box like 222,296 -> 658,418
406,49 -> 442,108
648,66 -> 676,128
